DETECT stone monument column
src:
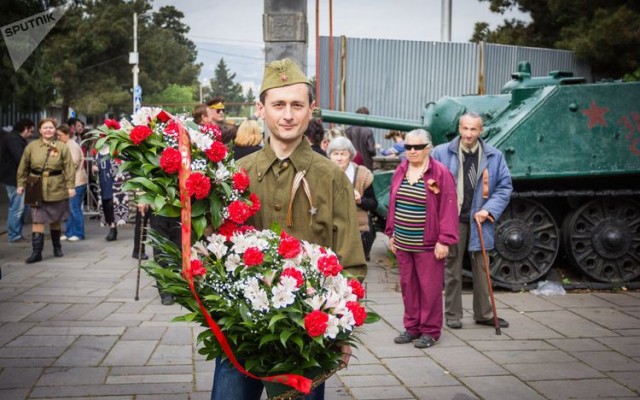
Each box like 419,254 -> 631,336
263,0 -> 308,73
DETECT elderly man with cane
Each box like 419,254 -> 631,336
432,112 -> 512,331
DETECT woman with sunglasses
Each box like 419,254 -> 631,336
385,129 -> 459,349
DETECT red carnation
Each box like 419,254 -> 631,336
281,267 -> 304,288
278,232 -> 302,259
205,141 -> 227,163
186,172 -> 211,200
348,279 -> 365,299
317,254 -> 343,277
227,200 -> 251,224
304,310 -> 329,337
248,192 -> 261,215
232,169 -> 250,192
160,147 -> 181,174
104,119 -> 120,130
183,259 -> 207,279
217,220 -> 238,240
346,301 -> 367,327
156,110 -> 171,122
164,120 -> 181,137
201,123 -> 222,141
130,125 -> 153,145
243,247 -> 264,267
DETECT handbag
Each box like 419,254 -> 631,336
24,143 -> 52,207
24,175 -> 43,207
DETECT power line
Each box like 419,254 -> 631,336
196,47 -> 263,61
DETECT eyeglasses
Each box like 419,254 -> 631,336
215,109 -> 225,114
405,143 -> 429,151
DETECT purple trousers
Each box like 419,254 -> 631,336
396,249 -> 445,341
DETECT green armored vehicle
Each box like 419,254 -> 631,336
318,61 -> 640,287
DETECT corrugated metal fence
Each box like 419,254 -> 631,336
0,104 -> 44,133
317,37 -> 592,145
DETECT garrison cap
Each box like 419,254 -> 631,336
260,58 -> 310,95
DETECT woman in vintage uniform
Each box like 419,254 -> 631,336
17,118 -> 76,263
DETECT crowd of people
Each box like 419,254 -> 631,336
0,57 -> 513,400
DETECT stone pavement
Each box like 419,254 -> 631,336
0,220 -> 639,400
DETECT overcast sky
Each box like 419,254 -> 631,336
153,0 -> 529,94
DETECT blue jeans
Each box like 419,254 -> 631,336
65,185 -> 86,239
211,357 -> 325,400
5,185 -> 25,242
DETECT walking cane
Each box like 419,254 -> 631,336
475,214 -> 501,335
134,214 -> 147,301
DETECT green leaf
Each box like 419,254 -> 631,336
142,163 -> 158,175
259,333 -> 279,344
238,303 -> 251,323
279,329 -> 294,347
157,204 -> 181,218
128,176 -> 163,193
209,194 -> 222,229
268,314 -> 288,329
192,215 -> 207,239
191,200 -> 207,217
365,310 -> 381,324
154,194 -> 167,211
291,335 -> 304,351
220,181 -> 232,197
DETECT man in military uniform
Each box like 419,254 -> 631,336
210,58 -> 366,400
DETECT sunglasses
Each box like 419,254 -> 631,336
215,109 -> 225,114
405,143 -> 429,151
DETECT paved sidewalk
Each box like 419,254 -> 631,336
1,220 -> 639,399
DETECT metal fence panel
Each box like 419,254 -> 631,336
318,37 -> 592,148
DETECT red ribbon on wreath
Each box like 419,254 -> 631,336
176,122 -> 312,394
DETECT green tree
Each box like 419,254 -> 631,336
471,0 -> 640,79
146,84 -> 194,115
1,0 -> 200,117
0,0 -> 62,112
208,58 -> 245,115
245,87 -> 256,104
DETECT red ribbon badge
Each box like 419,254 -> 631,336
176,122 -> 312,394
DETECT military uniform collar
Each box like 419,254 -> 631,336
254,137 -> 314,182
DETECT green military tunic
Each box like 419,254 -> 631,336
17,139 -> 75,202
237,138 -> 366,273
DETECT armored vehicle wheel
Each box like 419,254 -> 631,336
564,197 -> 640,283
488,199 -> 560,285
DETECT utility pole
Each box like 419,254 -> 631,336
441,0 -> 452,42
130,12 -> 141,114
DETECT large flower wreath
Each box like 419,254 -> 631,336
91,108 -> 378,397
91,107 -> 259,238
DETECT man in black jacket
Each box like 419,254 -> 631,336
345,106 -> 377,170
0,119 -> 34,242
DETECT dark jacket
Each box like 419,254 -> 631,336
431,137 -> 513,251
0,130 -> 27,186
346,126 -> 376,170
232,144 -> 262,161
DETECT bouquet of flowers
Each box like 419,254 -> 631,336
90,107 -> 259,238
91,107 -> 379,396
147,226 -> 378,395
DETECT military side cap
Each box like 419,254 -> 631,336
260,58 -> 310,95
